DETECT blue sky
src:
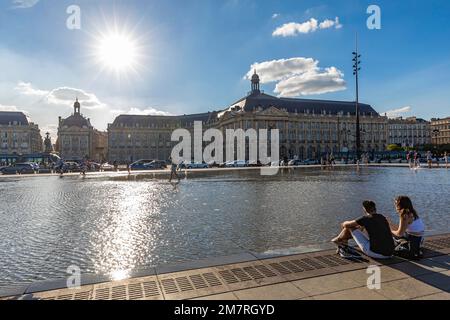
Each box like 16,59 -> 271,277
1,0 -> 450,137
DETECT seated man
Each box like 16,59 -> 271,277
332,200 -> 395,259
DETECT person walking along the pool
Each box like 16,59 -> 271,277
331,200 -> 395,259
168,156 -> 180,183
426,151 -> 432,168
445,151 -> 449,169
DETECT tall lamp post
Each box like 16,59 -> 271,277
352,36 -> 362,161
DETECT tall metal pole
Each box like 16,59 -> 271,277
353,34 -> 361,161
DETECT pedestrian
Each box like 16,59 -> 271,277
426,151 -> 432,169
406,151 -> 411,168
113,160 -> 118,172
126,160 -> 131,174
445,151 -> 448,169
168,156 -> 180,183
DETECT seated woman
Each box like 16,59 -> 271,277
331,200 -> 395,259
390,196 -> 425,259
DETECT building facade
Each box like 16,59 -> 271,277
0,111 -> 42,155
57,99 -> 107,161
388,116 -> 431,147
108,72 -> 390,162
431,117 -> 450,145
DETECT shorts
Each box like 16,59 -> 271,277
351,229 -> 392,259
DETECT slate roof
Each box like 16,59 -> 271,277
0,112 -> 30,126
226,92 -> 378,116
60,114 -> 92,128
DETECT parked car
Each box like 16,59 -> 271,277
64,161 -> 81,172
439,156 -> 450,163
100,163 -> 114,171
270,161 -> 281,167
207,161 -> 220,168
247,160 -> 263,167
151,160 -> 168,169
179,161 -> 208,169
130,159 -> 154,170
302,159 -> 319,165
1,163 -> 36,174
235,160 -> 247,167
288,159 -> 302,166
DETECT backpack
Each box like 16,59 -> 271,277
393,234 -> 424,260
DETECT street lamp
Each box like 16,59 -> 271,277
352,35 -> 362,161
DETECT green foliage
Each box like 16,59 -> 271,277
387,144 -> 402,152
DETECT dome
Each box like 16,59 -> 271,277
251,72 -> 260,81
61,114 -> 91,128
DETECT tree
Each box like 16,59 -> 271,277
387,144 -> 402,152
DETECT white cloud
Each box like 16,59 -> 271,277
385,106 -> 412,118
15,81 -> 48,96
245,58 -> 318,83
47,87 -> 104,109
14,82 -> 105,110
274,67 -> 346,97
319,17 -> 342,30
245,58 -> 346,97
125,107 -> 172,116
273,17 -> 342,37
12,0 -> 39,9
0,104 -> 20,112
272,13 -> 280,19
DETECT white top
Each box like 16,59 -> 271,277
407,218 -> 425,236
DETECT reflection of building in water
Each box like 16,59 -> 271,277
388,117 -> 431,148
56,99 -> 108,161
431,117 -> 450,145
0,111 -> 42,155
108,72 -> 391,162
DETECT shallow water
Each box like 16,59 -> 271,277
0,167 -> 449,287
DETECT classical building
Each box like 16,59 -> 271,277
431,117 -> 450,145
57,99 -> 107,161
0,111 -> 42,155
108,72 -> 390,162
388,116 -> 431,147
108,113 -> 216,162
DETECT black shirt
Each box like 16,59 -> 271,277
356,213 -> 395,256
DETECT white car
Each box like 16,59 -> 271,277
224,160 -> 246,167
183,162 -> 208,169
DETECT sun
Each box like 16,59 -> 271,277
95,32 -> 138,72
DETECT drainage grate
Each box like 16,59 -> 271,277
93,287 -> 110,300
111,285 -> 127,300
203,272 -> 222,287
32,234 -> 449,301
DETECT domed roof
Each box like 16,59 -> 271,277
61,114 -> 91,128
